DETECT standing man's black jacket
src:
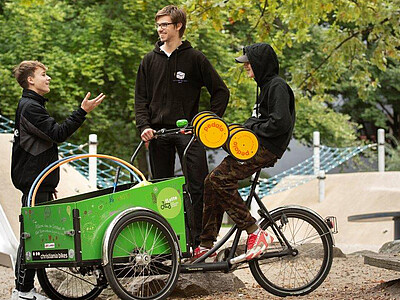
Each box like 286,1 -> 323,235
243,43 -> 296,158
135,40 -> 229,131
11,89 -> 87,194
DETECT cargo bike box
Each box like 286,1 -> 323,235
19,153 -> 187,300
22,177 -> 187,267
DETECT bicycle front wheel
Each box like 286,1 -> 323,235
103,210 -> 180,300
249,207 -> 333,297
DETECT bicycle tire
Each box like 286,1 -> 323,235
249,207 -> 333,297
37,266 -> 104,300
103,210 -> 180,300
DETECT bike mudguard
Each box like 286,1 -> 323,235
265,205 -> 336,246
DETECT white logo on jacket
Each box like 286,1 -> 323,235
176,71 -> 185,80
252,103 -> 261,118
12,129 -> 19,143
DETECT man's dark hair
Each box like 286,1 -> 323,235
155,5 -> 186,38
13,61 -> 47,89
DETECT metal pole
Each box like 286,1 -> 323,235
378,129 -> 385,172
89,134 -> 98,188
313,131 -> 320,176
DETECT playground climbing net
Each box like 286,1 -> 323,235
238,143 -> 376,198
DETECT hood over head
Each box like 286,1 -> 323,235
243,43 -> 279,86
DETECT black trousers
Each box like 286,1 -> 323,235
16,192 -> 53,292
149,134 -> 208,247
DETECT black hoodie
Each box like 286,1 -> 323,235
11,89 -> 87,194
243,43 -> 296,158
135,40 -> 229,132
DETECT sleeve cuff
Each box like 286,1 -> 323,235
139,125 -> 151,134
77,107 -> 88,116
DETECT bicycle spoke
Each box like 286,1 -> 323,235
249,209 -> 333,296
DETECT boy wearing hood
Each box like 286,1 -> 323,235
135,5 -> 229,247
193,43 -> 295,261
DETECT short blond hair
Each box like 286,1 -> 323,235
13,61 -> 47,89
155,5 -> 186,38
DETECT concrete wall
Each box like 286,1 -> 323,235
263,172 -> 400,253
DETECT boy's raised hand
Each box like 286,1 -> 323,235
81,92 -> 105,113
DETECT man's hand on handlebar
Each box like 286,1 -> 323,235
141,126 -> 193,147
141,128 -> 156,142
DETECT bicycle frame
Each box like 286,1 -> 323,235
133,127 -> 334,274
181,171 -> 296,272
177,135 -> 297,272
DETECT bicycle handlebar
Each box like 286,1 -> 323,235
154,126 -> 193,137
130,126 -> 194,165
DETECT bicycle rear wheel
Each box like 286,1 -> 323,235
249,207 -> 333,297
37,266 -> 104,300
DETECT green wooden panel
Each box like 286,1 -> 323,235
22,203 -> 77,263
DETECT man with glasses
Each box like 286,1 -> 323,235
135,5 -> 229,249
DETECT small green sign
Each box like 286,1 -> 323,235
157,187 -> 182,219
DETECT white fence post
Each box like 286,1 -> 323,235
313,131 -> 320,176
89,134 -> 98,188
318,170 -> 326,202
378,128 -> 385,172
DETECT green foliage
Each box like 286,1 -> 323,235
295,95 -> 358,147
386,135 -> 400,171
337,59 -> 400,142
0,0 -> 174,163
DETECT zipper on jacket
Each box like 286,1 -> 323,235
161,56 -> 171,124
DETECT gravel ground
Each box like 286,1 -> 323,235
1,255 -> 399,299
222,255 -> 400,300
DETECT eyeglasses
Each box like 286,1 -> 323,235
155,22 -> 176,29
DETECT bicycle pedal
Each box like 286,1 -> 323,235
229,253 -> 246,264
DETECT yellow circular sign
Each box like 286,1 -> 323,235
191,111 -> 215,127
195,115 -> 215,137
227,129 -> 259,161
197,117 -> 229,149
229,126 -> 244,136
228,123 -> 242,131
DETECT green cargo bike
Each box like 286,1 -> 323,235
20,118 -> 337,300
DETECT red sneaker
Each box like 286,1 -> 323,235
190,246 -> 217,262
245,229 -> 273,260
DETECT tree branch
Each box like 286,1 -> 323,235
299,17 -> 390,90
194,0 -> 230,17
376,99 -> 394,123
252,0 -> 268,31
299,30 -> 362,89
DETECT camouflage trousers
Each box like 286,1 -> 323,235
200,146 -> 278,246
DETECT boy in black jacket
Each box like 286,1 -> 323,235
11,60 -> 105,300
135,5 -> 229,247
193,43 -> 296,261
